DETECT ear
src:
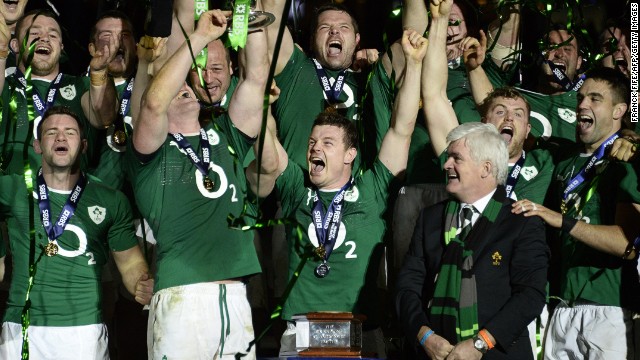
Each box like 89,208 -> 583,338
481,161 -> 492,179
88,42 -> 96,57
10,38 -> 18,54
355,33 -> 361,48
34,139 -> 43,155
576,55 -> 583,72
525,122 -> 532,138
613,102 -> 628,121
228,61 -> 233,76
344,147 -> 357,165
81,139 -> 88,154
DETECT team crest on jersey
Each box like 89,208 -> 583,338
557,108 -> 576,123
207,129 -> 220,146
520,166 -> 538,181
344,186 -> 359,202
88,206 -> 106,224
60,84 -> 77,100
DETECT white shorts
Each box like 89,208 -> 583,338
0,322 -> 109,360
147,282 -> 256,360
544,303 -> 632,360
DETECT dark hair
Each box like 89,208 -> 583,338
545,24 -> 582,53
311,4 -> 359,35
584,66 -> 630,107
479,87 -> 531,119
453,0 -> 479,40
37,106 -> 85,140
89,10 -> 135,43
312,110 -> 358,149
15,9 -> 60,42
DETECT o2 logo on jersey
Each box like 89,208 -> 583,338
529,111 -> 552,140
48,224 -> 98,265
307,222 -> 357,259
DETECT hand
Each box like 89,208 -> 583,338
351,48 -> 379,72
0,12 -> 9,56
610,133 -> 639,162
134,273 -> 154,305
512,198 -> 562,229
430,0 -> 453,20
445,339 -> 482,360
89,29 -> 120,72
402,28 -> 428,65
195,10 -> 231,43
423,333 -> 455,360
137,35 -> 168,63
462,30 -> 487,71
268,80 -> 281,105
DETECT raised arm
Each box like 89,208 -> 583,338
463,31 -> 495,106
82,32 -> 119,129
263,0 -> 295,75
486,2 -> 520,68
247,82 -> 288,198
228,6 -> 270,137
421,0 -> 457,156
149,0 -> 196,74
134,10 -> 229,155
131,36 -> 168,129
378,29 -> 426,176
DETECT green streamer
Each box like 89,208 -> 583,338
226,0 -> 251,50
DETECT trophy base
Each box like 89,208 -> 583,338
298,347 -> 362,358
227,10 -> 275,31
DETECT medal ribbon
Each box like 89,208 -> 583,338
169,129 -> 212,178
505,150 -> 526,199
36,168 -> 87,241
227,0 -> 251,50
545,60 -> 585,92
311,178 -> 354,261
116,77 -> 135,136
562,132 -> 619,202
311,58 -> 347,106
16,70 -> 63,117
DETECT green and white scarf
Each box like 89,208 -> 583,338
429,186 -> 505,343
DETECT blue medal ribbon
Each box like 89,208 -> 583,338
16,70 -> 63,117
311,58 -> 347,106
169,129 -> 212,179
118,77 -> 134,121
505,150 -> 526,199
36,168 -> 87,241
545,60 -> 585,92
311,177 -> 354,262
563,132 -> 619,202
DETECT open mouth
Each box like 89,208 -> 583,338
35,46 -> 51,55
578,114 -> 594,132
500,126 -> 514,144
552,62 -> 567,73
54,145 -> 68,153
115,48 -> 125,59
328,40 -> 342,56
615,58 -> 628,71
310,157 -> 325,173
3,0 -> 19,8
447,172 -> 459,181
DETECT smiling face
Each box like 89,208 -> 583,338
541,30 -> 582,92
576,78 -> 624,153
188,40 -> 233,104
307,125 -> 356,189
483,96 -> 531,161
13,14 -> 63,77
600,27 -> 630,77
444,138 -> 491,203
35,113 -> 86,171
312,10 -> 360,71
0,0 -> 28,29
91,17 -> 136,79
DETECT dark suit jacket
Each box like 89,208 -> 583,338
395,194 -> 549,359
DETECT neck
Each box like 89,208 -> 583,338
317,173 -> 351,191
42,166 -> 81,191
21,65 -> 60,81
509,152 -> 522,164
458,184 -> 497,204
585,130 -> 619,154
168,117 -> 201,134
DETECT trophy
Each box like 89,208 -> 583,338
207,0 -> 275,31
292,312 -> 365,357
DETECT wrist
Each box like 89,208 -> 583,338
561,215 -> 578,234
90,68 -> 108,86
419,329 -> 434,347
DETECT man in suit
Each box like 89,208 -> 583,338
395,122 -> 549,360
